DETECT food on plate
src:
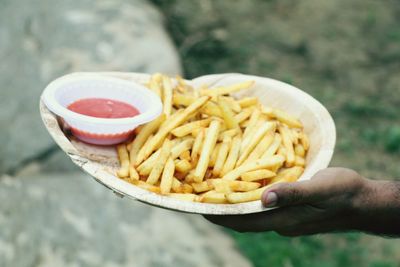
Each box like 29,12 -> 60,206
116,73 -> 309,204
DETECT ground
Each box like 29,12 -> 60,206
151,1 -> 400,266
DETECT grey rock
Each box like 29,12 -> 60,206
0,0 -> 181,174
0,174 -> 251,267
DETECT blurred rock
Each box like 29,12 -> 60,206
0,0 -> 181,174
0,174 -> 250,267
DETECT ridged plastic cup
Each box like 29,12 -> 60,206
42,74 -> 162,145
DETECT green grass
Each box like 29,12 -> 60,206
151,1 -> 400,266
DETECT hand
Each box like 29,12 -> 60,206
205,168 -> 400,236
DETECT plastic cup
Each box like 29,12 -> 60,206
42,74 -> 162,145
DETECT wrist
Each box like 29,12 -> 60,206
353,178 -> 400,236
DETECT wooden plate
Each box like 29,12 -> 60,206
40,72 -> 336,215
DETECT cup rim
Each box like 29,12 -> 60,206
42,75 -> 163,126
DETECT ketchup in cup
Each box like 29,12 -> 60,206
66,98 -> 140,145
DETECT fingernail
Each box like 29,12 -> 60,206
263,192 -> 278,207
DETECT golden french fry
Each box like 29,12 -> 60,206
162,75 -> 173,117
146,139 -> 172,185
171,177 -> 183,192
262,133 -> 282,158
129,164 -> 139,180
134,134 -> 155,166
116,144 -> 130,178
192,180 -> 214,193
226,183 -> 279,204
221,96 -> 241,113
241,169 -> 276,182
299,132 -> 310,151
234,108 -> 253,124
238,97 -> 258,108
218,128 -> 239,141
175,159 -> 192,173
148,74 -> 162,97
237,122 -> 276,166
171,118 -> 212,137
270,166 -> 304,184
218,97 -> 239,129
273,109 -> 303,128
201,102 -> 223,117
221,135 -> 242,175
179,150 -> 191,161
130,114 -> 166,165
160,157 -> 175,194
212,138 -> 231,177
173,94 -> 223,117
279,125 -> 295,167
229,180 -> 261,192
169,193 -> 197,202
223,155 -> 285,181
291,129 -> 299,145
209,142 -> 221,167
200,191 -> 227,203
295,155 -> 305,167
243,132 -> 274,164
135,180 -> 161,194
260,106 -> 274,117
194,120 -> 221,182
171,137 -> 194,159
210,179 -> 231,194
173,93 -> 194,106
138,96 -> 210,165
137,150 -> 160,175
175,75 -> 188,93
277,145 -> 287,157
191,128 -> 204,162
202,81 -> 255,96
242,108 -> 261,139
294,143 -> 306,157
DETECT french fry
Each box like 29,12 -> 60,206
171,137 -> 194,159
171,118 -> 212,137
291,128 -> 299,145
218,97 -> 239,129
175,75 -> 188,93
221,96 -> 241,113
221,136 -> 242,175
241,118 -> 265,152
242,108 -> 261,139
201,80 -> 255,96
299,132 -> 310,151
129,164 -> 139,180
162,75 -> 173,117
135,180 -> 161,194
238,97 -> 258,108
262,133 -> 282,158
243,132 -> 274,164
137,150 -> 160,175
134,134 -> 155,166
270,166 -> 304,184
130,114 -> 165,164
146,139 -> 172,185
200,191 -> 227,203
148,74 -> 162,97
160,157 -> 175,194
194,120 -> 221,182
175,159 -> 192,173
279,125 -> 295,167
209,143 -> 221,167
273,109 -> 303,128
229,180 -> 261,192
192,180 -> 214,193
191,128 -> 205,162
237,122 -> 276,166
138,96 -> 210,164
116,144 -> 130,178
223,155 -> 285,181
295,155 -> 305,167
212,137 -> 231,177
241,169 -> 276,182
260,106 -> 274,117
173,93 -> 194,106
218,128 -> 239,141
173,94 -> 223,117
171,177 -> 183,192
169,193 -> 197,202
211,179 -> 233,194
179,150 -> 191,161
226,183 -> 279,204
201,101 -> 223,117
294,143 -> 306,157
234,108 -> 253,123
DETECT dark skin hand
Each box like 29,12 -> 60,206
205,168 -> 400,236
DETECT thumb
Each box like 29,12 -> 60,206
261,181 -> 318,208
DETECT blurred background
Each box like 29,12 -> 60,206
1,0 -> 399,266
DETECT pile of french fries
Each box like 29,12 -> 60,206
116,74 -> 309,204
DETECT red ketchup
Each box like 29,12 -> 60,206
67,98 -> 140,145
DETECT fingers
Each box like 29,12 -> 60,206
204,204 -> 327,233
